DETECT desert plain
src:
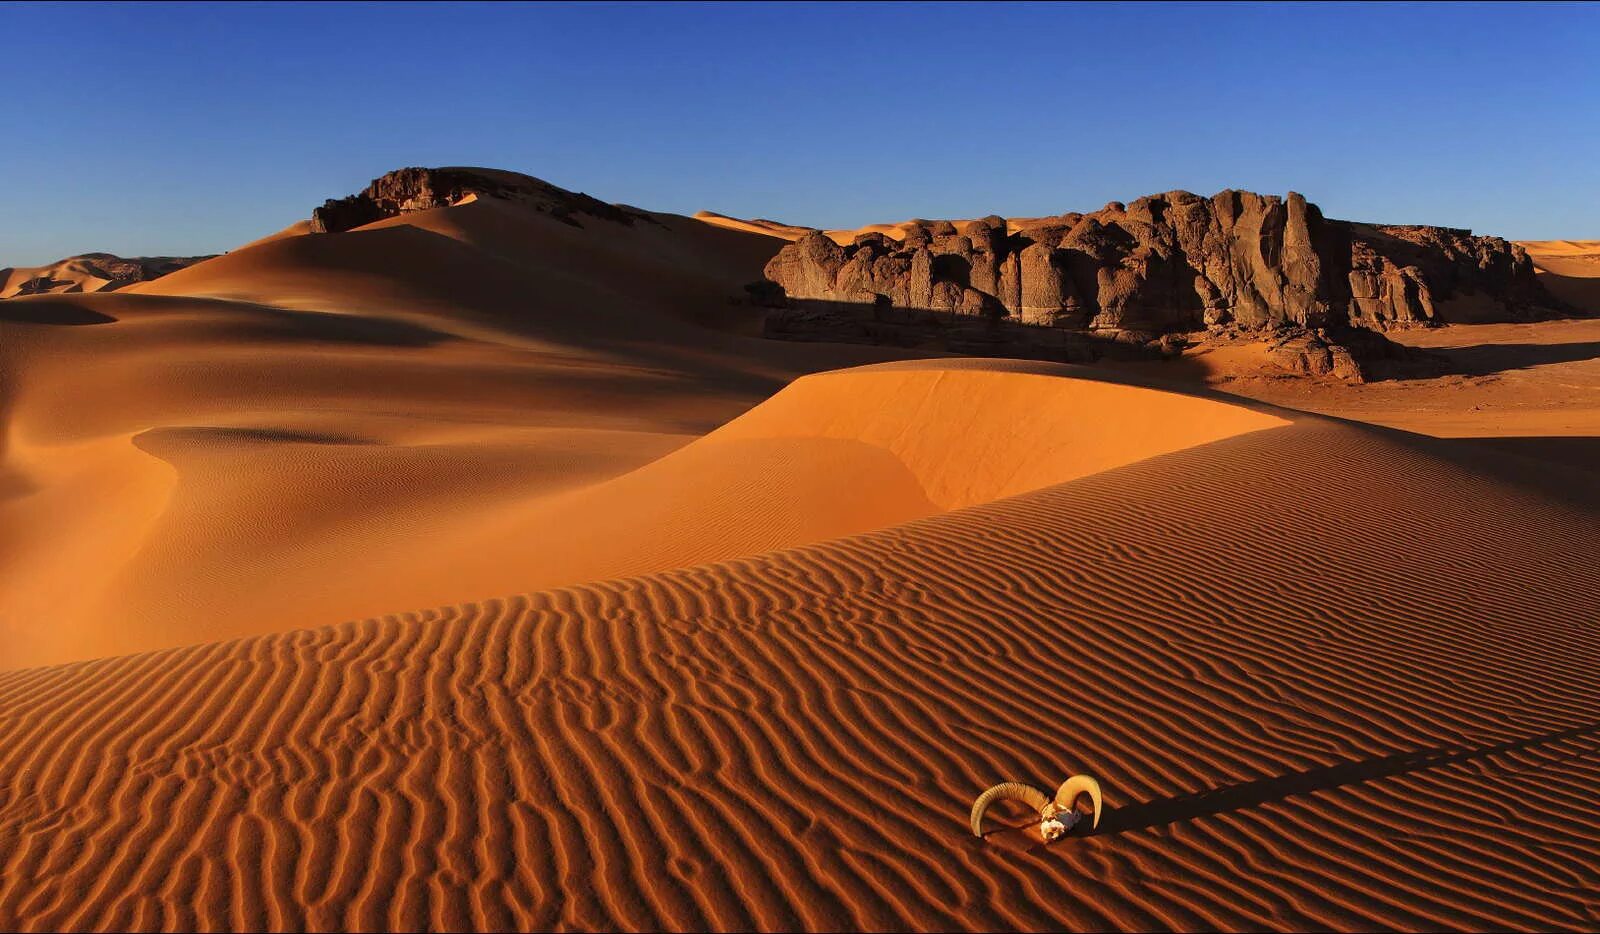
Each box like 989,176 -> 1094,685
0,167 -> 1597,931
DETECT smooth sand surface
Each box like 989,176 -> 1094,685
2,199 -> 1598,931
1520,239 -> 1600,312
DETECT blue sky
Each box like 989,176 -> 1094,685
2,1 -> 1596,264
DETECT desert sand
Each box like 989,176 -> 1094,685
1520,239 -> 1600,314
1,181 -> 1598,931
0,253 -> 210,298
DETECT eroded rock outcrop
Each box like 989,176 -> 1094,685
761,190 -> 1563,338
309,166 -> 651,233
1343,223 -> 1546,327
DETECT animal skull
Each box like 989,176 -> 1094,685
970,775 -> 1102,842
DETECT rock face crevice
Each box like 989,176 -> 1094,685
309,166 -> 652,233
761,189 -> 1559,336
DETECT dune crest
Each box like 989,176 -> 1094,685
703,360 -> 1289,510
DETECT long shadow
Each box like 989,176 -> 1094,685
1434,340 -> 1600,377
1450,436 -> 1600,477
251,306 -> 455,348
0,297 -> 116,325
1095,720 -> 1600,835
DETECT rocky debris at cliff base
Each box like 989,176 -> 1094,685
1267,332 -> 1364,381
1183,326 -> 1450,383
308,166 -> 657,233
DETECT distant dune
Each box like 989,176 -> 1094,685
1,168 -> 1597,931
695,210 -> 919,247
0,252 -> 211,298
1519,239 -> 1600,311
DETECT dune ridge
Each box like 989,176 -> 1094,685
2,404 -> 1597,931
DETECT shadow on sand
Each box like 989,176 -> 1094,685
1432,339 -> 1600,377
1447,436 -> 1600,476
0,297 -> 117,325
1095,720 -> 1600,835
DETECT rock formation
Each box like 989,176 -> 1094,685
1342,223 -> 1546,327
761,190 -> 1562,338
308,166 -> 652,233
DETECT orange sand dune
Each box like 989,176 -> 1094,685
1,372 -> 1596,930
1,200 -> 920,668
1,256 -> 120,296
1518,239 -> 1600,313
1519,239 -> 1600,257
4,184 -> 1600,932
692,210 -> 809,241
695,211 -> 958,246
0,253 -> 207,298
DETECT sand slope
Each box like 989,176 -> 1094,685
1,371 -> 1597,930
1519,239 -> 1600,313
0,199 -> 921,668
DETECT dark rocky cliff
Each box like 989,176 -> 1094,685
761,190 -> 1559,336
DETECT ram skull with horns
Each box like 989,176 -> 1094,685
970,776 -> 1103,842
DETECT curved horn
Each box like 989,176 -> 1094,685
970,782 -> 1051,837
1055,775 -> 1103,831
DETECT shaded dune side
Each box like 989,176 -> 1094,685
131,197 -> 789,340
2,420 -> 1598,932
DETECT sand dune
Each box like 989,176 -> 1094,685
2,380 -> 1596,930
692,211 -> 809,241
1519,239 -> 1600,257
1518,239 -> 1600,313
4,179 -> 1599,932
0,253 -> 209,298
695,211 -> 937,247
0,198 -> 917,668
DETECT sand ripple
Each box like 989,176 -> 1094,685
2,417 -> 1597,931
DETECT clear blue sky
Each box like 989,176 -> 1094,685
2,1 -> 1596,264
